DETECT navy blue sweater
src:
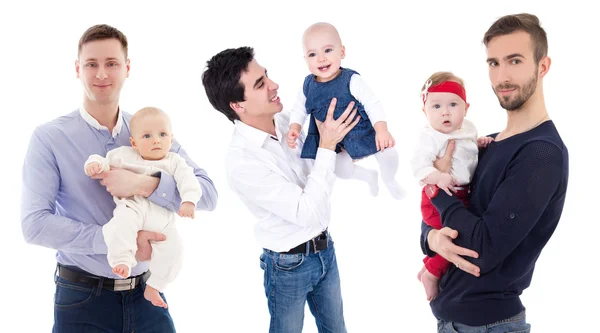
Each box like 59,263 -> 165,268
421,120 -> 569,326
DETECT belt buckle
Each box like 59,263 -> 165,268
113,277 -> 135,291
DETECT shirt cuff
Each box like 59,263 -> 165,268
148,172 -> 176,206
93,226 -> 108,255
314,148 -> 336,171
181,192 -> 202,206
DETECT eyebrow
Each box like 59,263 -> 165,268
486,53 -> 525,63
83,57 -> 121,62
306,45 -> 335,54
253,69 -> 267,89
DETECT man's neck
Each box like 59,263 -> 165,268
497,92 -> 549,141
84,99 -> 119,133
242,115 -> 277,137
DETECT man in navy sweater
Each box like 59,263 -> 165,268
421,13 -> 569,332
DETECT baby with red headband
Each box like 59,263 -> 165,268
411,72 -> 493,301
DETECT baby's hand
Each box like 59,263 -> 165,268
477,136 -> 494,149
375,129 -> 396,152
85,162 -> 103,176
178,202 -> 195,218
287,124 -> 302,149
437,173 -> 457,196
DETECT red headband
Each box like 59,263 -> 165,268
421,80 -> 467,105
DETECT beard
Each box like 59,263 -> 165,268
493,69 -> 538,111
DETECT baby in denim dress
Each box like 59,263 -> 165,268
287,22 -> 405,199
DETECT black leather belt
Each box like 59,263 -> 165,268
282,230 -> 329,254
55,264 -> 150,291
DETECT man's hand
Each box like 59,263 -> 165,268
315,98 -> 360,151
373,121 -> 395,152
178,201 -> 195,218
427,227 -> 480,277
287,124 -> 302,149
92,168 -> 159,198
135,230 -> 166,262
85,162 -> 103,177
434,140 -> 456,173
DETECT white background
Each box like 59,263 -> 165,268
1,0 -> 597,332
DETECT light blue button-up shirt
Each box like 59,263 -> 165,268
20,108 -> 218,278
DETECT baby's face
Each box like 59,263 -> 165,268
130,114 -> 173,160
303,29 -> 345,82
423,92 -> 469,134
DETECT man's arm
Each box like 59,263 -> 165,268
431,140 -> 564,274
147,140 -> 218,212
20,130 -> 107,255
230,148 -> 337,229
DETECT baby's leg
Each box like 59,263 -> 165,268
144,208 -> 183,307
103,202 -> 144,278
374,147 -> 406,200
335,150 -> 379,196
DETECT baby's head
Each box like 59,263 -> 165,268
302,22 -> 345,82
421,72 -> 470,134
129,107 -> 173,160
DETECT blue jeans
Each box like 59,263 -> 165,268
53,271 -> 175,332
437,311 -> 530,333
259,237 -> 346,333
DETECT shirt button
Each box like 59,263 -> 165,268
509,213 -> 515,219
162,193 -> 167,197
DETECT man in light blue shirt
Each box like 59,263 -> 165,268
20,24 -> 218,332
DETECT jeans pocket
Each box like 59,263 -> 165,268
274,253 -> 304,271
54,279 -> 95,309
259,252 -> 267,270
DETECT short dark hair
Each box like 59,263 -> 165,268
201,47 -> 255,123
78,24 -> 128,58
483,13 -> 548,64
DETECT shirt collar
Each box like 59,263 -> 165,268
79,105 -> 123,137
234,119 -> 281,148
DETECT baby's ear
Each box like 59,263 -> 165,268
130,137 -> 137,148
464,102 -> 471,115
341,45 -> 346,59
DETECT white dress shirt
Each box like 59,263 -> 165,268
411,119 -> 479,186
226,111 -> 337,252
289,74 -> 387,127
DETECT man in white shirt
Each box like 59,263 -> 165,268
201,46 -> 358,333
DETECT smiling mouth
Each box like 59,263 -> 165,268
270,95 -> 280,103
318,65 -> 331,72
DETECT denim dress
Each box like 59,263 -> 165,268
300,68 -> 378,160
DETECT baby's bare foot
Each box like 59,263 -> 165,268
417,265 -> 427,281
420,269 -> 440,301
144,285 -> 168,308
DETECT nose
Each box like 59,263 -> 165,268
493,63 -> 511,85
153,136 -> 161,144
96,65 -> 108,80
267,77 -> 279,91
317,53 -> 325,62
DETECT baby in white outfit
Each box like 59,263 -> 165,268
84,107 -> 202,308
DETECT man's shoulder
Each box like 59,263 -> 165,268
33,109 -> 81,138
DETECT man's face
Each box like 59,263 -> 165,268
76,38 -> 130,106
486,31 -> 541,111
235,59 -> 282,120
